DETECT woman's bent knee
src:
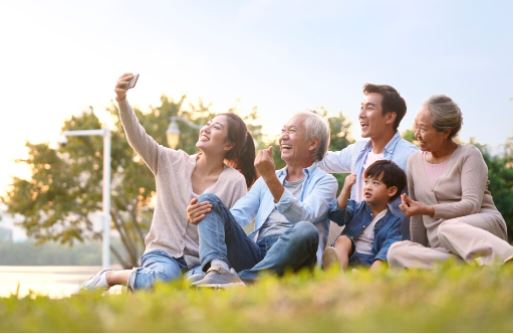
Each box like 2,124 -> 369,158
386,241 -> 409,267
197,193 -> 222,205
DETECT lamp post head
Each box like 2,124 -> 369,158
166,118 -> 180,149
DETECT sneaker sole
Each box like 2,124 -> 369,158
194,281 -> 246,289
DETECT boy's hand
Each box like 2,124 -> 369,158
342,174 -> 356,191
187,197 -> 212,224
337,174 -> 356,209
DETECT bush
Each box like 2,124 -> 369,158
0,263 -> 511,332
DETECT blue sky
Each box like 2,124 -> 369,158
0,0 -> 512,196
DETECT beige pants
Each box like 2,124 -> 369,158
387,213 -> 513,269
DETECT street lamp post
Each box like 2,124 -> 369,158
166,116 -> 202,148
62,128 -> 111,268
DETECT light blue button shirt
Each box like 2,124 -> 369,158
229,162 -> 338,258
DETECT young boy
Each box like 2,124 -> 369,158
322,160 -> 406,270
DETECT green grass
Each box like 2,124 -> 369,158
0,262 -> 512,332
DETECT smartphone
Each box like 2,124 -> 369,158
127,73 -> 139,89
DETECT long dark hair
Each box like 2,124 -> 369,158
220,113 -> 257,188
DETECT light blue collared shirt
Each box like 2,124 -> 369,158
230,162 -> 338,258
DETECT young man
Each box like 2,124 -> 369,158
318,83 -> 417,238
322,160 -> 406,270
187,111 -> 338,287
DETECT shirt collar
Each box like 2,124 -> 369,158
363,202 -> 389,219
360,131 -> 402,155
277,162 -> 318,181
383,131 -> 401,155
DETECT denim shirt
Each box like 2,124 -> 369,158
329,200 -> 403,261
230,162 -> 338,255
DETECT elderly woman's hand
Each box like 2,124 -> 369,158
399,193 -> 434,217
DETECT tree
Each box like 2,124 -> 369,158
325,110 -> 355,190
1,96 -> 261,268
473,140 -> 513,243
402,129 -> 416,143
326,111 -> 354,152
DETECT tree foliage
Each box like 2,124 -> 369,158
473,139 -> 513,243
401,129 -> 416,143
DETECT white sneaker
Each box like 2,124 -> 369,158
81,269 -> 111,290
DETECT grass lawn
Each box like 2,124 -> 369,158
0,262 -> 511,332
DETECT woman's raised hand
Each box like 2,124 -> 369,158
114,73 -> 136,102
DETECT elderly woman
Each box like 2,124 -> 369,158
387,95 -> 512,268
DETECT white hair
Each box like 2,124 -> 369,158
293,110 -> 330,161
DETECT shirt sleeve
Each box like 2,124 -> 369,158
275,173 -> 338,224
317,145 -> 355,173
374,217 -> 402,262
230,177 -> 264,227
118,99 -> 182,174
432,147 -> 488,219
328,199 -> 357,226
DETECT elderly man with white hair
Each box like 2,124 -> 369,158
187,111 -> 338,287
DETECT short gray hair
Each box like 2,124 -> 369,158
294,111 -> 330,161
424,95 -> 463,139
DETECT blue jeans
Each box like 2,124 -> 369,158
349,252 -> 375,266
128,250 -> 201,290
197,193 -> 319,282
342,237 -> 375,267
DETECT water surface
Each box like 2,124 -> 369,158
0,266 -> 102,298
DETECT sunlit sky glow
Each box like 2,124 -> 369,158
0,0 -> 512,196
